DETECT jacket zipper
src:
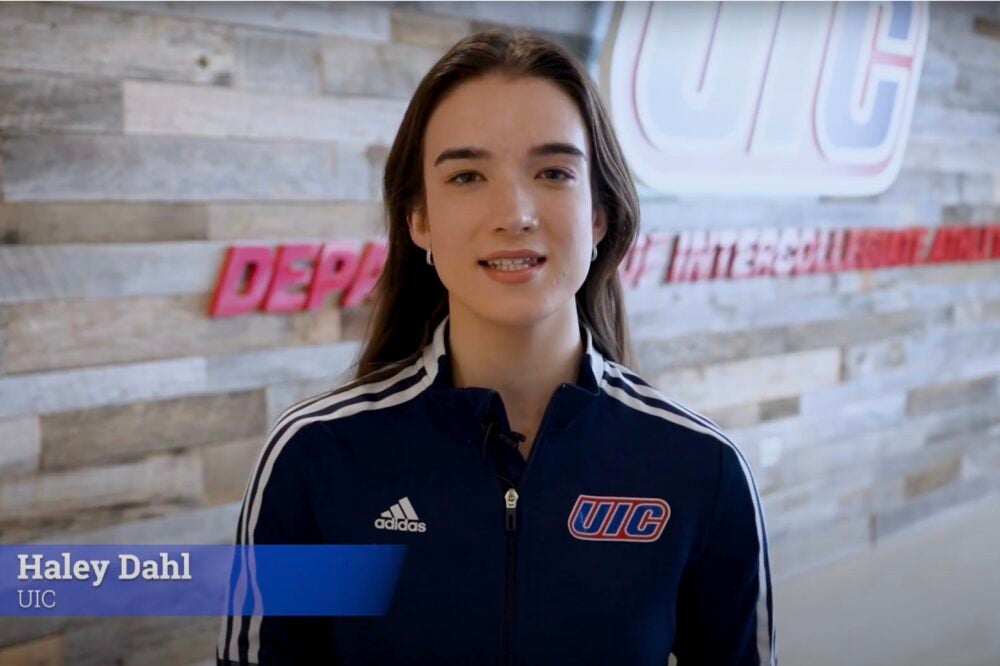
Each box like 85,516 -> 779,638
494,385 -> 564,665
501,486 -> 518,664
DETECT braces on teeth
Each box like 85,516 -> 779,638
485,258 -> 541,270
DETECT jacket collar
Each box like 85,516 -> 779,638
421,315 -> 605,437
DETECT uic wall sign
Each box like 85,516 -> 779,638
209,224 -> 1000,317
599,1 -> 928,196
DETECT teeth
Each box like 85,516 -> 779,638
485,258 -> 539,271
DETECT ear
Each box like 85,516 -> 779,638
407,206 -> 431,252
592,208 -> 608,245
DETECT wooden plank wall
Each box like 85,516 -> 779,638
0,2 -> 998,663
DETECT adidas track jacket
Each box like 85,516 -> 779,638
217,316 -> 777,665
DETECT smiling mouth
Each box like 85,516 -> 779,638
477,257 -> 546,271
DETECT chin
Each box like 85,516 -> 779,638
461,293 -> 572,329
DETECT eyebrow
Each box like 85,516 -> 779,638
432,142 -> 587,167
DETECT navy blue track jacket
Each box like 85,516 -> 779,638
217,316 -> 777,665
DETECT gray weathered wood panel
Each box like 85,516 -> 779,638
799,327 -> 1000,419
80,617 -> 218,666
394,5 -> 598,57
627,271 -> 1000,342
390,8 -> 473,48
0,357 -> 207,419
0,69 -> 121,132
0,134 -> 372,201
87,1 -> 392,41
0,2 -> 234,84
633,307 -> 949,377
910,101 -> 1000,143
906,375 -> 998,416
0,415 -> 39,476
872,475 -> 996,540
0,633 -> 64,666
942,204 -> 1000,224
205,201 -> 383,240
902,138 -> 1000,175
402,1 -> 603,39
836,318 -> 1000,387
205,341 -> 359,392
123,79 -> 406,144
199,436 -> 262,504
40,389 -> 267,470
0,242 -> 225,304
876,168 -> 995,206
919,49 -> 1000,114
320,37 -> 445,98
0,202 -> 209,244
0,201 -> 384,244
232,26 -> 323,95
951,297 -> 1000,327
654,347 -> 842,412
0,452 -> 203,521
928,2 -> 1000,70
31,501 -> 239,545
2,293 -> 343,373
639,197 -> 931,233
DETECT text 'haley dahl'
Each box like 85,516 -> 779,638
16,552 -> 192,587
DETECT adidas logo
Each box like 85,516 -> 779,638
374,497 -> 427,533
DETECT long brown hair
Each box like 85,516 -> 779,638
352,28 -> 640,385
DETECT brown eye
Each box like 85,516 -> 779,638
540,169 -> 574,182
449,172 -> 483,185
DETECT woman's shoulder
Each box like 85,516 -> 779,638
598,360 -> 756,482
599,359 -> 730,442
269,360 -> 428,441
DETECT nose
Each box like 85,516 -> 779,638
492,179 -> 539,234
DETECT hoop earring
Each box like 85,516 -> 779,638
426,249 -> 434,266
591,245 -> 598,262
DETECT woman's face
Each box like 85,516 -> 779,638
409,73 -> 606,329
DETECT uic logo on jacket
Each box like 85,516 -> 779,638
374,497 -> 427,533
567,495 -> 670,542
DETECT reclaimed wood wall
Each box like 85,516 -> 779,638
0,2 -> 997,663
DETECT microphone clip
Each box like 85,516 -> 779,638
481,417 -> 526,451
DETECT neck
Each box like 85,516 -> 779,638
447,302 -> 584,449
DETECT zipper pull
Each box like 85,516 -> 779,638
504,488 -> 519,532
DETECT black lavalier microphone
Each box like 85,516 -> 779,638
480,415 -> 526,454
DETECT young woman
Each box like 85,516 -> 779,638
219,29 -> 776,666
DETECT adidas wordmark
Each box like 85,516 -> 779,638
374,497 -> 427,533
